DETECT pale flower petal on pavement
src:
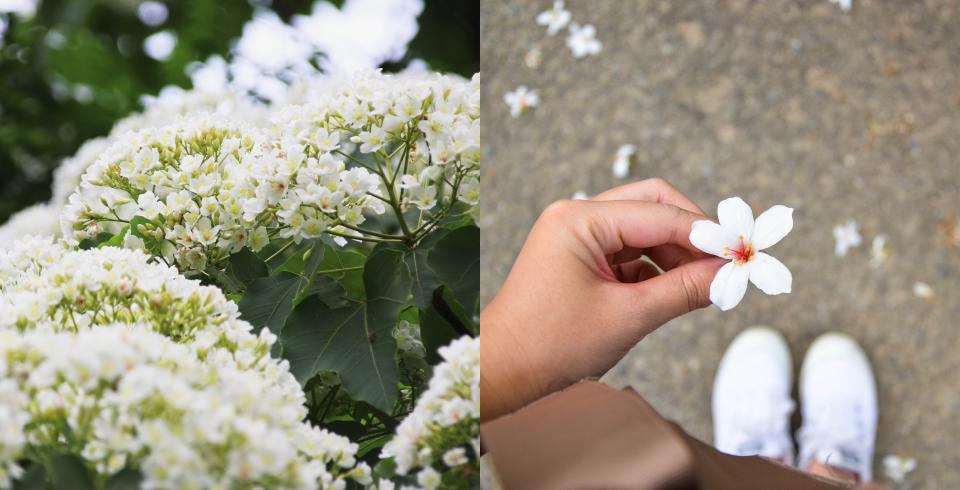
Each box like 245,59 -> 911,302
710,262 -> 750,311
566,23 -> 602,58
503,85 -> 539,118
536,1 -> 571,36
882,454 -> 916,484
717,197 -> 755,240
690,220 -> 739,258
833,219 -> 862,257
752,205 -> 794,250
748,252 -> 792,295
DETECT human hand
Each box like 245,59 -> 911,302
480,178 -> 726,422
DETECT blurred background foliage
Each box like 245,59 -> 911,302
0,0 -> 479,223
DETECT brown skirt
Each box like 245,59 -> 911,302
482,381 -> 886,490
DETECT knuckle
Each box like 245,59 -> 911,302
540,199 -> 579,223
645,176 -> 670,188
677,269 -> 707,312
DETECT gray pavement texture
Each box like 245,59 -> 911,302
480,0 -> 960,487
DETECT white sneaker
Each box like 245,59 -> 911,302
712,327 -> 796,464
797,332 -> 877,482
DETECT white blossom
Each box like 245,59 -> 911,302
913,281 -> 934,300
0,327 -> 363,489
829,0 -> 852,12
566,23 -> 602,58
833,220 -> 862,257
882,454 -> 916,484
690,197 -> 794,311
381,336 -> 479,476
536,1 -> 571,35
0,204 -> 60,247
504,85 -> 539,118
611,144 -> 636,179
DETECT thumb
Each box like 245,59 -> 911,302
612,257 -> 725,334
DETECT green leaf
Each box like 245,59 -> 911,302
79,232 -> 113,250
314,244 -> 366,302
357,432 -> 393,458
228,248 -> 268,287
304,275 -> 348,309
238,242 -> 337,332
420,301 -> 460,365
105,468 -> 143,490
13,464 -> 46,490
373,458 -> 397,479
402,228 -> 450,310
281,247 -> 410,411
49,454 -> 93,490
98,225 -> 129,248
428,225 -> 480,318
237,273 -> 301,334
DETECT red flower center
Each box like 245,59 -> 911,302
728,236 -> 754,264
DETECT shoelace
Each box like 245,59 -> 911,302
726,392 -> 795,460
798,401 -> 866,476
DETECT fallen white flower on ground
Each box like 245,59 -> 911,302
913,281 -> 934,300
829,0 -> 852,12
572,190 -> 590,200
611,144 -> 636,179
504,85 -> 539,118
524,46 -> 542,68
536,1 -> 571,36
833,220 -> 863,257
690,197 -> 794,311
882,454 -> 916,484
566,23 -> 602,58
870,234 -> 888,268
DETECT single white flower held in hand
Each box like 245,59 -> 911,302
536,1 -> 571,36
833,219 -> 862,257
504,85 -> 539,118
566,23 -> 602,58
611,144 -> 636,179
690,197 -> 794,311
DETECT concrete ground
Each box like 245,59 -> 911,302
481,1 -> 960,487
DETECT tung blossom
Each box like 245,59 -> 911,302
690,197 -> 794,311
882,454 -> 916,484
504,85 -> 539,118
829,0 -> 852,12
833,219 -> 862,257
536,1 -> 571,36
566,23 -> 602,58
611,144 -> 636,179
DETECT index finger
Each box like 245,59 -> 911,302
591,178 -> 706,215
571,199 -> 707,257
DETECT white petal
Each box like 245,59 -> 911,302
710,261 -> 750,311
689,220 -> 740,258
748,252 -> 792,295
717,197 -> 754,240
752,205 -> 793,250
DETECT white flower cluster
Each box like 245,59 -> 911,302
271,69 -> 480,219
60,71 -> 479,274
0,238 -> 270,363
381,336 -> 479,488
0,86 -> 264,247
0,326 -> 368,489
394,320 -> 426,359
